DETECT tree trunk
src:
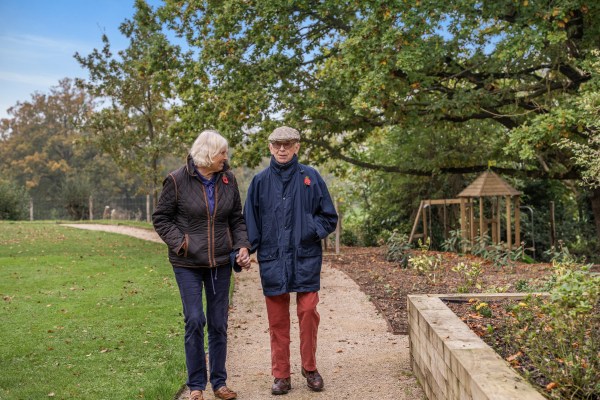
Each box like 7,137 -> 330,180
590,188 -> 600,243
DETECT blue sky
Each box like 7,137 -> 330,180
0,0 -> 164,120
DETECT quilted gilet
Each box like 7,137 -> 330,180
153,155 -> 250,268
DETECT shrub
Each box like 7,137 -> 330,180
507,262 -> 600,399
478,241 -> 525,271
441,229 -> 469,253
341,229 -> 359,246
543,240 -> 580,266
385,230 -> 411,267
0,180 -> 29,220
470,234 -> 492,257
514,279 -> 531,292
443,231 -> 527,271
61,178 -> 92,220
409,238 -> 442,283
452,261 -> 483,293
471,300 -> 493,318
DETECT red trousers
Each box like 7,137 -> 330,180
265,292 -> 320,378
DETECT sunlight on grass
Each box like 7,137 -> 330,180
0,222 -> 185,399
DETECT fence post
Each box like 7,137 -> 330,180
146,194 -> 151,223
29,198 -> 34,221
89,195 -> 94,220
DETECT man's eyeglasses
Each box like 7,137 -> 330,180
270,141 -> 298,150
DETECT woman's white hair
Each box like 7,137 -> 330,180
190,129 -> 228,167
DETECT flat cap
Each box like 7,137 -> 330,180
268,126 -> 300,142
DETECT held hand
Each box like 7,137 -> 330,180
236,247 -> 251,270
238,259 -> 251,269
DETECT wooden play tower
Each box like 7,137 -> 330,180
409,171 -> 522,249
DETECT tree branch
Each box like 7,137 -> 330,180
304,138 -> 580,180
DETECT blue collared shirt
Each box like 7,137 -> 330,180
193,165 -> 217,215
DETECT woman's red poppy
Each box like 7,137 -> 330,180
304,176 -> 311,186
222,176 -> 229,184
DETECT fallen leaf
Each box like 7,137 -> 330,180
506,351 -> 522,362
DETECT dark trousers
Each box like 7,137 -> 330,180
173,265 -> 231,391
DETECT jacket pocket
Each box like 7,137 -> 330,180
257,247 -> 279,262
295,244 -> 322,287
296,244 -> 321,258
184,233 -> 210,266
257,247 -> 281,291
180,233 -> 189,257
301,213 -> 319,243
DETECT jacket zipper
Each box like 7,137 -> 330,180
211,183 -> 219,266
201,185 -> 215,267
201,176 -> 221,267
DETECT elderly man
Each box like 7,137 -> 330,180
244,126 -> 338,395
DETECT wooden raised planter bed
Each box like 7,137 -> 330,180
408,293 -> 545,400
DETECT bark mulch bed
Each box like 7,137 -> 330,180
328,246 -> 599,399
327,246 -> 555,335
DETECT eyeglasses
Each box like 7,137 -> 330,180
270,141 -> 298,150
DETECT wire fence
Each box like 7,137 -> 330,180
29,195 -> 152,222
27,195 -> 343,254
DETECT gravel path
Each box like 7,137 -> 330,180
62,224 -> 424,400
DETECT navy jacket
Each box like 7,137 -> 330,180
244,155 -> 338,296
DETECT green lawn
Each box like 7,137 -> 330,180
0,222 -> 185,399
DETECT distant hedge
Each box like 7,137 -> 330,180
0,180 -> 28,220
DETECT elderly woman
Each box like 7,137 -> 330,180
153,130 -> 250,400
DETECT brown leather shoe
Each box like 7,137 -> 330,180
271,377 -> 292,395
301,368 -> 324,391
214,386 -> 237,400
189,390 -> 204,400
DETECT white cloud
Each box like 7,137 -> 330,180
0,33 -> 94,119
0,33 -> 89,55
0,70 -> 59,86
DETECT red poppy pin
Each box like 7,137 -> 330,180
222,175 -> 229,184
304,176 -> 311,186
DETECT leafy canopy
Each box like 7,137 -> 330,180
160,0 -> 599,182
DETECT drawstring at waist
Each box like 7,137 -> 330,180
209,266 -> 218,295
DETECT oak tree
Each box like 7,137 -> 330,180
0,79 -> 137,219
161,0 -> 600,241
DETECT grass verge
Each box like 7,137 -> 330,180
0,221 -> 185,399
